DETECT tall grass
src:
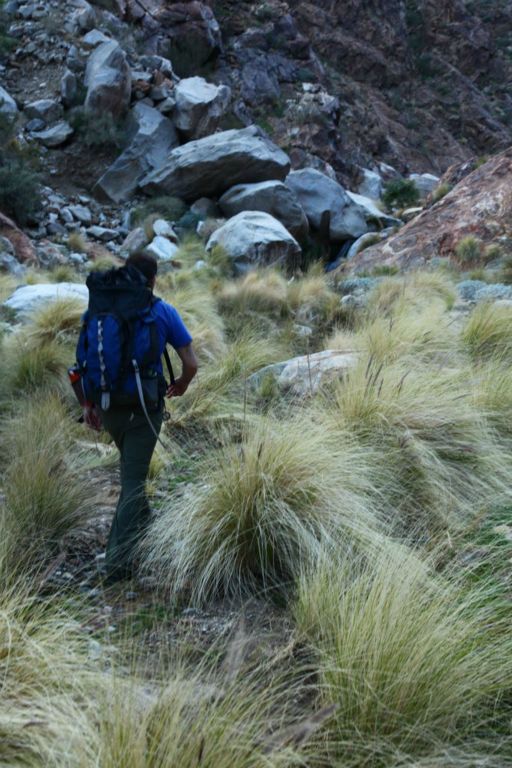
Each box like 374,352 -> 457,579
143,417 -> 380,603
462,301 -> 512,361
295,545 -> 512,766
0,396 -> 91,574
317,359 -> 509,533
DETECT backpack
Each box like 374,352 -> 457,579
76,265 -> 174,412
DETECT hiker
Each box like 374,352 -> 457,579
76,251 -> 198,584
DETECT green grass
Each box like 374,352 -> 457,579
462,301 -> 512,360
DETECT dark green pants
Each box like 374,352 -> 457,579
100,406 -> 163,581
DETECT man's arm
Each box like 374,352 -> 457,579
166,343 -> 198,397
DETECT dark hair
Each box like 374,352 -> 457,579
126,250 -> 158,282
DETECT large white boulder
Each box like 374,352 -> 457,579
206,210 -> 301,273
251,349 -> 359,397
139,125 -> 290,201
145,236 -> 179,262
346,191 -> 401,228
409,173 -> 440,198
174,76 -> 231,139
4,283 -> 88,318
95,103 -> 179,203
285,169 -> 369,242
219,180 -> 309,241
358,168 -> 383,199
0,85 -> 18,122
84,40 -> 131,118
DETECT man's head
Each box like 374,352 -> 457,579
126,251 -> 158,289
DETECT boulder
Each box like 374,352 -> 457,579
140,1 -> 222,78
285,169 -> 370,242
24,99 -> 63,124
61,69 -> 78,108
358,168 -> 383,199
206,210 -> 301,273
94,102 -> 179,203
140,125 -> 290,201
152,219 -> 178,241
219,180 -> 309,241
349,148 -> 512,273
174,76 -> 231,140
346,191 -> 401,228
0,85 -> 18,122
86,225 -> 119,242
251,349 -> 358,397
120,226 -> 148,255
145,235 -> 179,261
82,29 -> 112,48
4,283 -> 88,318
31,122 -> 74,147
84,40 -> 131,118
0,251 -> 26,277
409,173 -> 440,198
0,212 -> 37,265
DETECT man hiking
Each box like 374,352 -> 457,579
76,251 -> 198,584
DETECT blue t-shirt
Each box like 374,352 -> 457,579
152,298 -> 193,375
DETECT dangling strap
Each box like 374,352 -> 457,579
163,346 -> 176,386
132,359 -> 167,449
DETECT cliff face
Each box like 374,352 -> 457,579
202,0 -> 512,182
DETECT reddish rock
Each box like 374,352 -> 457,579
0,213 -> 37,266
349,148 -> 512,272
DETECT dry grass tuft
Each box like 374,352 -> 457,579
461,301 -> 512,361
295,545 -> 512,766
143,417 -> 380,603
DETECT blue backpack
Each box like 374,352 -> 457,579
76,265 -> 174,412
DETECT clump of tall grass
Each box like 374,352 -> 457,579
26,298 -> 84,345
79,648 -> 313,768
294,545 -> 512,766
0,334 -> 68,400
143,417 -> 380,602
0,396 -> 91,574
471,357 -> 512,442
317,358 -> 509,533
287,273 -> 344,332
367,272 -> 456,317
217,270 -> 289,319
461,301 -> 512,360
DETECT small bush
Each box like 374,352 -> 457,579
500,254 -> 512,284
217,271 -> 289,319
0,157 -> 42,225
142,418 -> 379,602
456,235 -> 482,264
382,178 -> 420,210
69,108 -> 127,149
131,196 -> 187,225
0,335 -> 68,400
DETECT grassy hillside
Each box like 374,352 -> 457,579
1,249 -> 512,766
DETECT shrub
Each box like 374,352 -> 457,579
462,301 -> 512,360
70,108 -> 128,149
217,271 -> 289,320
295,546 -> 512,765
131,196 -> 187,225
0,156 -> 42,226
142,417 -> 380,602
455,235 -> 482,264
382,178 -> 420,210
500,254 -> 512,284
366,271 -> 456,317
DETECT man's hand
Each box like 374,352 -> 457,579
83,403 -> 102,431
166,344 -> 198,398
166,377 -> 190,398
